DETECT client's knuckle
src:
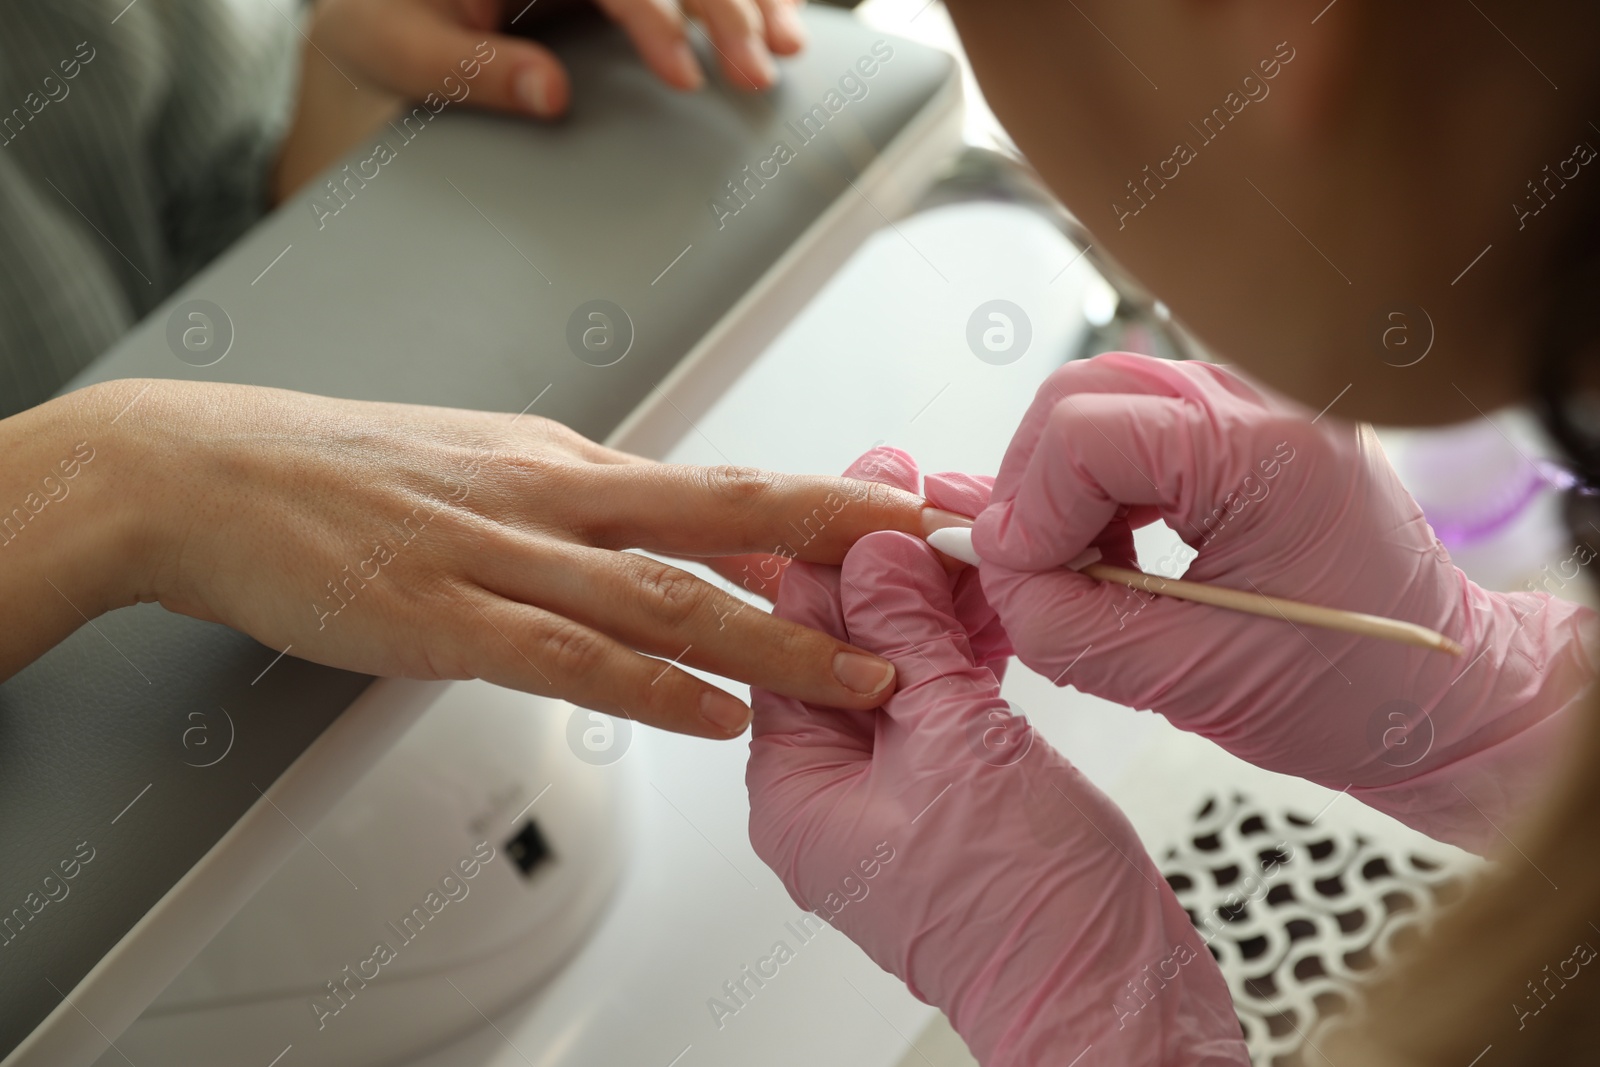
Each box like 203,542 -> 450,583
538,618 -> 608,679
702,464 -> 778,509
637,563 -> 713,628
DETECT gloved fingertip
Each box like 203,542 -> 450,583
839,531 -> 963,636
842,529 -> 949,587
973,498 -> 1097,573
839,531 -> 982,687
843,446 -> 919,491
971,499 -> 1021,566
923,471 -> 994,518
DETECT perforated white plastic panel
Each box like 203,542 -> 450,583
1162,794 -> 1472,1065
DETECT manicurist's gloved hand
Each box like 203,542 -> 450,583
747,448 -> 1247,1067
974,353 -> 1595,851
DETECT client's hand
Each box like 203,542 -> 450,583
276,0 -> 805,199
315,0 -> 804,116
746,449 -> 1246,1067
975,353 -> 1593,851
24,380 -> 927,739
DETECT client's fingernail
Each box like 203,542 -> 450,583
770,5 -> 807,51
669,40 -> 704,89
834,652 -> 895,695
515,66 -> 552,116
921,507 -> 975,536
701,690 -> 752,734
732,34 -> 777,89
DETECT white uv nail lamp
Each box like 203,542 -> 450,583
0,8 -> 964,1067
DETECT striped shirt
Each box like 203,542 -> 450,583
0,0 -> 298,417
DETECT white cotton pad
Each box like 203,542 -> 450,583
923,525 -> 1105,572
926,525 -> 982,565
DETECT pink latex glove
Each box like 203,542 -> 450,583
747,448 -> 1248,1067
974,353 -> 1595,852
